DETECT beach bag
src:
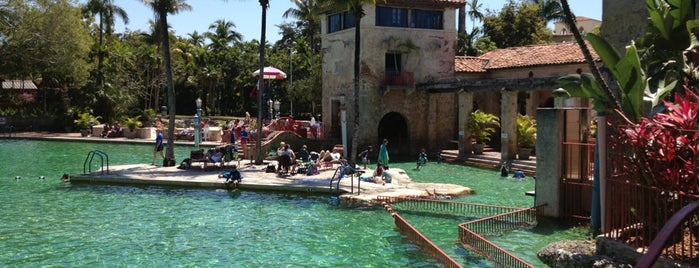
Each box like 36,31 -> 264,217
178,158 -> 191,169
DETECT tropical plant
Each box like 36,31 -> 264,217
74,111 -> 101,129
124,115 -> 142,131
516,114 -> 536,148
616,87 -> 699,192
467,110 -> 500,144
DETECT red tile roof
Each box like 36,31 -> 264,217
455,42 -> 600,73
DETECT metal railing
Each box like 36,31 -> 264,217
328,166 -> 360,196
560,179 -> 593,225
561,141 -> 594,181
636,201 -> 699,267
458,205 -> 545,268
384,71 -> 415,87
602,179 -> 699,266
381,202 -> 463,268
378,196 -> 544,267
83,150 -> 109,175
377,196 -> 524,218
1,125 -> 15,137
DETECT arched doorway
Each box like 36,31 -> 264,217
377,112 -> 409,156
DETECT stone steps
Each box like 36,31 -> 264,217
440,148 -> 537,175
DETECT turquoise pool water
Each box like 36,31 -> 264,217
0,140 -> 586,267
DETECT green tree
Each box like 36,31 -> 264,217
482,0 -> 553,48
528,0 -> 564,23
205,19 -> 242,115
82,0 -> 129,89
140,0 -> 192,163
0,0 -> 92,88
466,0 -> 484,33
283,0 -> 326,53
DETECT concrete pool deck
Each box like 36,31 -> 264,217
70,162 -> 472,206
6,131 -> 472,205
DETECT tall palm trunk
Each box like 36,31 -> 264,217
351,2 -> 363,165
159,10 -> 177,162
560,0 -> 618,109
255,0 -> 269,165
98,14 -> 105,89
560,0 -> 618,235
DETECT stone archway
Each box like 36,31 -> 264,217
377,112 -> 409,156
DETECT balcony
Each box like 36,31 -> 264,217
383,71 -> 416,95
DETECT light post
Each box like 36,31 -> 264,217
274,100 -> 280,119
194,98 -> 202,149
267,99 -> 273,121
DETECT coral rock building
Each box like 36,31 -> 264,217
319,0 -> 599,160
320,0 -> 464,157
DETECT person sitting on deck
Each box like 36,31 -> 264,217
219,165 -> 242,187
338,158 -> 355,178
381,166 -> 393,184
298,145 -> 310,162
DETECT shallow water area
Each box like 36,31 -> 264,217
0,139 -> 586,267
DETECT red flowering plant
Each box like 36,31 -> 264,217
614,87 -> 699,195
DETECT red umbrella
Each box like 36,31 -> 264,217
252,66 -> 287,80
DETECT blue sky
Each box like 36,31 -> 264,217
111,0 -> 602,43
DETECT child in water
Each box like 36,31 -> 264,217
416,148 -> 428,169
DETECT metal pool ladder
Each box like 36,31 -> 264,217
83,150 -> 110,175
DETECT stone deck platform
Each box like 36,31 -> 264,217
7,131 -> 472,206
71,162 -> 472,207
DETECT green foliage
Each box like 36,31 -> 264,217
557,0 -> 699,123
74,111 -> 101,129
481,0 -> 553,48
516,114 -> 536,148
0,0 -> 93,87
0,0 -> 336,128
467,110 -> 500,144
141,109 -> 156,125
123,115 -> 142,131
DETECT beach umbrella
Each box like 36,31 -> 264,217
252,66 -> 287,80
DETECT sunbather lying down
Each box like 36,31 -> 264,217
425,189 -> 452,199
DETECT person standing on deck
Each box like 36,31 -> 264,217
151,129 -> 165,165
377,139 -> 389,166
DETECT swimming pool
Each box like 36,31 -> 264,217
0,140 -> 586,267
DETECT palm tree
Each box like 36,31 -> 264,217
283,0 -> 327,52
331,0 -> 377,164
254,0 -> 270,165
206,19 -> 242,53
205,19 -> 242,114
560,0 -> 618,236
467,0 -> 483,33
83,0 -> 129,88
529,0 -> 565,24
141,0 -> 192,164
